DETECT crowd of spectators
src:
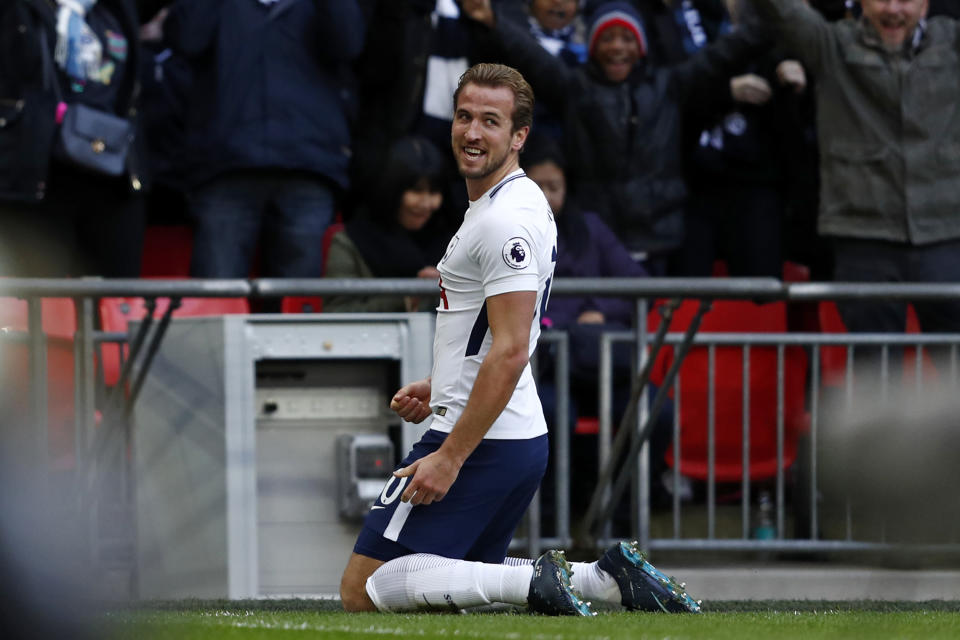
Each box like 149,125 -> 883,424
2,0 -> 954,293
5,1 -> 957,340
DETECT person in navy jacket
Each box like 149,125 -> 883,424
164,0 -> 366,279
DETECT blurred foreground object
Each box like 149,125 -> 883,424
820,377 -> 960,550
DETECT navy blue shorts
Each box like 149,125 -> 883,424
354,429 -> 548,564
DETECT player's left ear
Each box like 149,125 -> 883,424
511,126 -> 530,153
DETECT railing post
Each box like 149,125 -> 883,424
553,331 -> 570,546
635,298 -> 650,549
27,297 -> 48,471
707,345 -> 715,540
741,345 -> 750,540
810,346 -> 820,541
599,332 -> 614,543
74,295 -> 97,567
776,344 -> 785,539
75,296 -> 96,492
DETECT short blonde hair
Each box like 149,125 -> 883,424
453,63 -> 535,132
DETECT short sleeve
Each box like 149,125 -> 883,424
471,209 -> 541,298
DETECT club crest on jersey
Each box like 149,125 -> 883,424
502,237 -> 532,270
442,235 -> 460,264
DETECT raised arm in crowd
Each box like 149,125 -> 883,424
460,0 -> 783,273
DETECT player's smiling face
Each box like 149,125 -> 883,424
452,83 -> 528,199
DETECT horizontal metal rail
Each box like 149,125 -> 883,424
665,332 -> 960,346
6,277 -> 960,301
530,536 -> 960,555
649,540 -> 960,554
789,282 -> 960,301
254,277 -> 786,299
0,278 -> 251,298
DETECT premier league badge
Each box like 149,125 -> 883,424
502,237 -> 532,270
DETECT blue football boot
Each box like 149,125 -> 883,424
597,541 -> 702,613
527,550 -> 596,616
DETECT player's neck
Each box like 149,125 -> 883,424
466,157 -> 521,202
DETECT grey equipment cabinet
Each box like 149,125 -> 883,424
133,313 -> 434,598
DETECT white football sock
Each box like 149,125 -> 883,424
502,557 -> 621,605
365,553 -> 533,612
570,561 -> 622,604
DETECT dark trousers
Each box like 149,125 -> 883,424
834,238 -> 960,379
189,170 -> 335,278
834,238 -> 960,333
0,164 -> 145,277
677,183 -> 783,278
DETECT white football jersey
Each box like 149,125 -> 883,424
430,170 -> 558,439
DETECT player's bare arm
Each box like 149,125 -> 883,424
394,289 -> 537,506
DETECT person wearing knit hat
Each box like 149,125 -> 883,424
462,0 -> 779,270
586,2 -> 648,59
584,2 -> 648,82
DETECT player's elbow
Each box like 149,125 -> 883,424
500,344 -> 530,373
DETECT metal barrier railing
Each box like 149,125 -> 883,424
589,331 -> 960,555
4,277 -> 960,576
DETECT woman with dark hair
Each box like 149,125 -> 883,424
324,136 -> 451,313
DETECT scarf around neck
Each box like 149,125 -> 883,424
54,0 -> 102,81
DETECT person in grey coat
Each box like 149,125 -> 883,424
750,0 -> 960,362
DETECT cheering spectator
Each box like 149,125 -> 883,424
524,0 -> 588,143
630,0 -> 732,66
463,0 -> 773,273
527,0 -> 588,65
749,0 -> 960,344
677,0 -> 810,278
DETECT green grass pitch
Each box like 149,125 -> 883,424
101,600 -> 960,640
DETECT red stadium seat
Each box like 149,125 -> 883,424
648,300 -> 808,483
281,296 -> 324,313
574,416 -> 599,435
781,261 -> 810,283
99,296 -> 250,386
